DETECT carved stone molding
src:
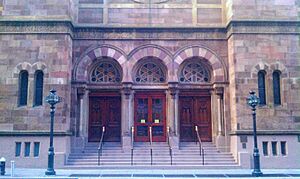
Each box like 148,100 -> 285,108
0,21 -> 73,35
73,28 -> 227,40
0,20 -> 299,39
227,21 -> 300,37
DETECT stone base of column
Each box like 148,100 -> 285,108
170,135 -> 179,150
122,135 -> 131,152
215,135 -> 230,152
71,136 -> 86,153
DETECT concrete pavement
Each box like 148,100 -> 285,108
0,168 -> 300,179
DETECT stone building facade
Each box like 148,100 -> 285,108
0,0 -> 299,168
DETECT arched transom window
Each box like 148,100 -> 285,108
135,62 -> 166,83
179,61 -> 210,83
90,61 -> 121,83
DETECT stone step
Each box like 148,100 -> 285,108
68,158 -> 235,164
66,161 -> 236,166
68,154 -> 233,159
70,151 -> 228,156
66,142 -> 237,168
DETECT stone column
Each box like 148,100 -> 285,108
215,87 -> 226,151
121,82 -> 133,151
74,87 -> 88,152
81,88 -> 89,140
168,82 -> 179,150
217,94 -> 224,135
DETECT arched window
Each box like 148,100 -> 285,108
90,61 -> 121,83
18,70 -> 28,106
179,61 -> 210,83
258,71 -> 266,105
34,70 -> 44,106
135,62 -> 166,83
273,71 -> 281,105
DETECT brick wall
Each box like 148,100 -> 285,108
228,34 -> 300,130
0,34 -> 72,132
226,0 -> 300,21
1,0 -> 73,19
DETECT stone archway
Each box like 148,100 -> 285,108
174,45 -> 228,83
73,45 -> 127,83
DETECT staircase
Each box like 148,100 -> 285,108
65,142 -> 239,169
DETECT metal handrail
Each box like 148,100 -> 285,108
195,126 -> 205,165
149,126 -> 153,165
97,126 -> 105,166
167,127 -> 173,165
131,126 -> 134,166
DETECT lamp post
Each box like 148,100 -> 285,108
45,89 -> 61,176
246,91 -> 263,177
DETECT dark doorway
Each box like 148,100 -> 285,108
88,92 -> 121,142
179,91 -> 212,142
134,92 -> 166,142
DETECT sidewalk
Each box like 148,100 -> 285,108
0,168 -> 300,179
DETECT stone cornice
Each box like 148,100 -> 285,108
227,20 -> 300,38
0,130 -> 73,136
0,20 -> 299,40
230,130 -> 300,136
0,20 -> 73,36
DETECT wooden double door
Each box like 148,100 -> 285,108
88,93 -> 121,142
179,92 -> 212,142
134,92 -> 166,142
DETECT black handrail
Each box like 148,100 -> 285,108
131,126 -> 134,166
167,127 -> 173,165
97,126 -> 105,166
195,126 -> 205,165
149,126 -> 153,165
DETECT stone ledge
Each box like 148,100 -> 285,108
0,131 -> 73,136
230,130 -> 300,136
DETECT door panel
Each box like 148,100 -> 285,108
105,97 -> 121,142
88,95 -> 121,142
179,97 -> 194,142
134,93 -> 166,142
194,97 -> 212,141
89,98 -> 105,142
179,94 -> 212,142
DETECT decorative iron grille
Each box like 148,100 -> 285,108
90,62 -> 121,83
135,62 -> 165,83
179,62 -> 210,83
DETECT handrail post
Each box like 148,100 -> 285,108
195,125 -> 205,166
202,148 -> 204,166
167,127 -> 173,165
149,126 -> 152,165
131,126 -> 134,166
97,126 -> 105,166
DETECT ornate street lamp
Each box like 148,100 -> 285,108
45,89 -> 61,176
246,91 -> 263,177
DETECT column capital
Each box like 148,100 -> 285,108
77,87 -> 86,98
122,82 -> 133,99
214,86 -> 224,96
168,82 -> 178,99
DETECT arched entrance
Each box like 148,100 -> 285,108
178,58 -> 213,142
87,58 -> 123,142
132,57 -> 168,142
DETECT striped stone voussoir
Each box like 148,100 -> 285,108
174,46 -> 226,82
75,46 -> 126,81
